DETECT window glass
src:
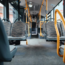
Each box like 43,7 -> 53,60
55,1 -> 63,22
0,3 -> 3,19
51,10 -> 53,21
48,13 -> 51,21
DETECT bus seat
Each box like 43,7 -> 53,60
0,18 -> 17,65
60,22 -> 65,36
46,21 -> 62,41
58,22 -> 65,41
8,21 -> 27,41
3,22 -> 12,36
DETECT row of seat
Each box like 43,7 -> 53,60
0,18 -> 17,65
38,21 -> 65,41
46,21 -> 65,41
3,20 -> 27,40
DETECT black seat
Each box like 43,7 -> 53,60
0,18 -> 17,65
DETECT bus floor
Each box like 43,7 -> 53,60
4,39 -> 65,65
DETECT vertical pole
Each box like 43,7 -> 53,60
40,12 -> 42,36
3,0 -> 9,21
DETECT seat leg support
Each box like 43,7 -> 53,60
26,40 -> 28,45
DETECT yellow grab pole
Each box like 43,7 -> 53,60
63,44 -> 65,63
26,40 -> 28,45
27,5 -> 32,23
38,0 -> 44,16
28,22 -> 30,36
54,9 -> 65,63
38,0 -> 44,36
40,21 -> 42,36
40,21 -> 44,37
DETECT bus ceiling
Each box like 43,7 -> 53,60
8,0 -> 62,17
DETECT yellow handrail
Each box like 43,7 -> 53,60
40,21 -> 44,37
38,0 -> 44,17
54,9 -> 65,63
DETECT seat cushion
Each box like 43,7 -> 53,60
8,36 -> 26,40
46,36 -> 65,41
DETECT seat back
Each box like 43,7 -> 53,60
0,18 -> 11,62
3,22 -> 11,36
11,21 -> 26,37
60,22 -> 65,36
46,21 -> 57,37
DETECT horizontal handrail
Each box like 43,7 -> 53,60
54,9 -> 65,63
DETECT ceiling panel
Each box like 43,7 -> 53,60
20,0 -> 62,16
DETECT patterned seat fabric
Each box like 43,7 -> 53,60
11,21 -> 26,37
3,22 -> 11,36
60,22 -> 65,36
46,22 -> 57,37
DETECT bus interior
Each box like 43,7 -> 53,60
0,0 -> 65,65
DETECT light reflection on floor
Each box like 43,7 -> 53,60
20,39 -> 56,48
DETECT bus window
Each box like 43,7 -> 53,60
51,10 -> 53,21
9,3 -> 13,23
55,1 -> 63,22
0,3 -> 3,19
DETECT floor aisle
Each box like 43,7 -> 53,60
4,39 -> 65,65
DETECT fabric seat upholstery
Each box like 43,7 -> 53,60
9,21 -> 26,40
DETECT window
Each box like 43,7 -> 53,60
9,3 -> 13,23
55,1 -> 63,22
0,3 -> 3,19
48,13 -> 51,21
13,8 -> 18,22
